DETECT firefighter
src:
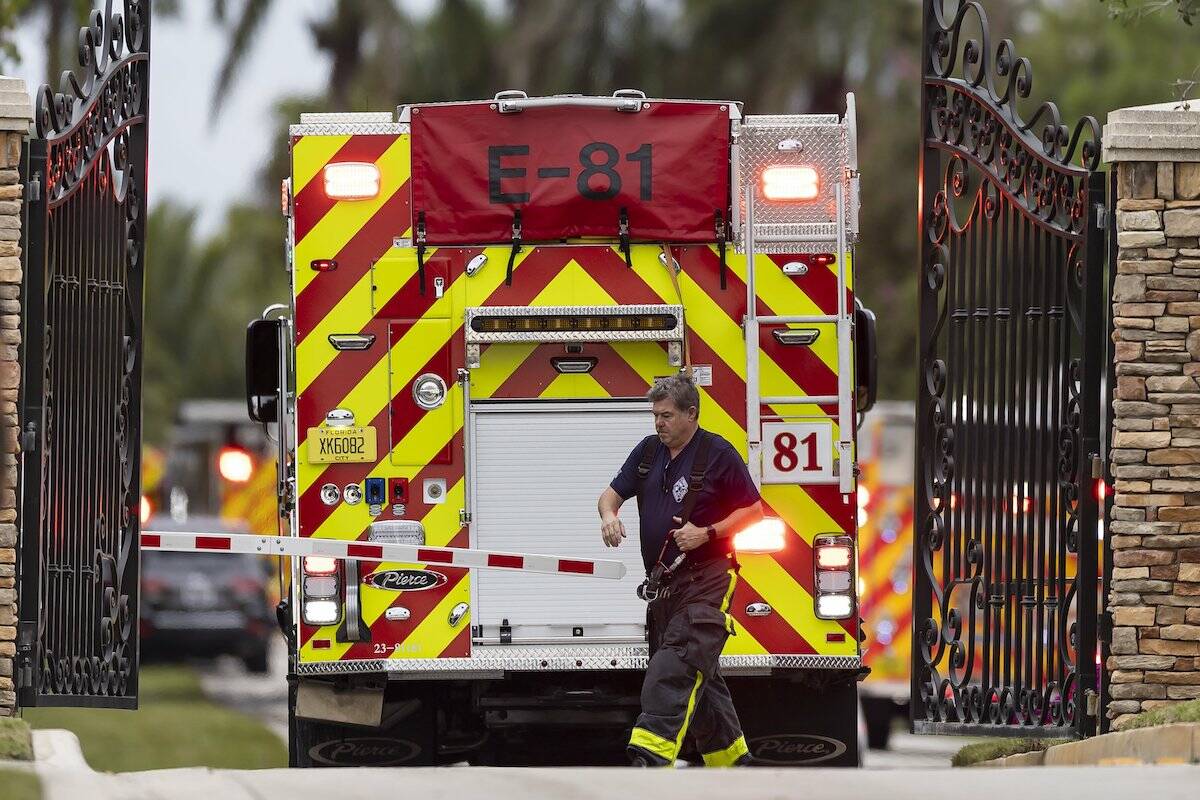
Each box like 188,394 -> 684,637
597,375 -> 763,767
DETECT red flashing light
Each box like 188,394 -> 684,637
1095,479 -> 1109,502
218,446 -> 254,483
311,259 -> 338,272
140,494 -> 152,524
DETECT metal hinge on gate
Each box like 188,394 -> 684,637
1095,204 -> 1110,230
26,172 -> 41,202
19,421 -> 36,453
1091,454 -> 1104,479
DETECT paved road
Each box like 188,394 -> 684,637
33,762 -> 1200,800
198,641 -> 970,769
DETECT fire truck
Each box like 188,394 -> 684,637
242,90 -> 877,767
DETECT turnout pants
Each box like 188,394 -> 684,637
628,556 -> 749,767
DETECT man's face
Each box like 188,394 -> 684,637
652,398 -> 698,449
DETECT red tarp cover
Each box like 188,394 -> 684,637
410,101 -> 730,244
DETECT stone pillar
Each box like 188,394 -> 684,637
0,76 -> 30,716
1103,101 -> 1200,730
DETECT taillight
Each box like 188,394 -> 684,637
142,577 -> 168,596
760,165 -> 819,201
228,576 -> 262,598
814,535 -> 855,620
218,445 -> 254,483
323,162 -> 380,200
303,556 -> 338,575
302,555 -> 341,626
734,517 -> 786,553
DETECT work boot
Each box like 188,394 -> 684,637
626,747 -> 656,767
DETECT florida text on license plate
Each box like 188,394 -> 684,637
307,426 -> 378,463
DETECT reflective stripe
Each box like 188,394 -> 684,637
702,734 -> 749,767
628,727 -> 676,762
628,669 -> 705,763
674,670 -> 705,755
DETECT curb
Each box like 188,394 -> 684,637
31,729 -> 91,771
974,723 -> 1200,767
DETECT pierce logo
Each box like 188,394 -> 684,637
367,569 -> 447,592
308,737 -> 420,766
748,734 -> 847,765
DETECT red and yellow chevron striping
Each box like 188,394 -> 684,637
291,131 -> 858,666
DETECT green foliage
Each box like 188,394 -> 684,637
1103,0 -> 1200,25
1121,697 -> 1200,729
0,716 -> 33,761
0,769 -> 41,800
952,736 -> 1072,766
22,666 -> 286,771
16,0 -> 1198,423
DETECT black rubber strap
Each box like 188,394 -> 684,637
415,211 -> 427,295
619,207 -> 632,268
715,210 -> 727,291
506,210 -> 522,287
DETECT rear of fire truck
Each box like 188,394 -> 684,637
246,90 -> 875,767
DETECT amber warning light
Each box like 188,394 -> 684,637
761,165 -> 819,201
218,446 -> 254,483
734,517 -> 786,553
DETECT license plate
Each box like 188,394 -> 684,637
308,426 -> 377,464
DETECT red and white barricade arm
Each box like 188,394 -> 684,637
140,531 -> 627,580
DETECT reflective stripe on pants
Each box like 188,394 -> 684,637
628,557 -> 745,766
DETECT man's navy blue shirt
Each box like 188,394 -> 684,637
610,429 -> 760,573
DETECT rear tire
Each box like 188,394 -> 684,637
243,647 -> 270,674
861,695 -> 895,750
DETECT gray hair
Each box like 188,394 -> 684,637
647,374 -> 700,415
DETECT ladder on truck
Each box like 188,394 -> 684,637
736,95 -> 860,494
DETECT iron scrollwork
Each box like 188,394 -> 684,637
21,0 -> 148,707
914,0 -> 1103,738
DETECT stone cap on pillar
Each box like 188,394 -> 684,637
1104,100 -> 1200,163
0,75 -> 31,133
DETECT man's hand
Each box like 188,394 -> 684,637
670,517 -> 708,552
601,514 -> 627,548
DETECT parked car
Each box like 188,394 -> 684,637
141,515 -> 274,672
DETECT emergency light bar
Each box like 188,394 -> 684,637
323,162 -> 381,200
465,304 -> 686,369
471,312 -> 677,335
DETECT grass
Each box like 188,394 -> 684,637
953,698 -> 1200,766
0,769 -> 41,800
0,717 -> 33,761
22,666 -> 286,772
1121,697 -> 1200,730
951,737 -> 1073,767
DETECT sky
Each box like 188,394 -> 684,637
10,0 -> 334,238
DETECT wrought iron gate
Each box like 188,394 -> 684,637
16,0 -> 150,708
913,0 -> 1107,737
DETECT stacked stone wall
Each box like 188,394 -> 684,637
1107,159 -> 1200,729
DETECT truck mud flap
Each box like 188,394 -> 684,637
726,676 -> 860,767
289,678 -> 437,767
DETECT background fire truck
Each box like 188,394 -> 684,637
244,91 -> 878,767
855,401 -> 916,750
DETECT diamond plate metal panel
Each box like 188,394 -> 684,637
295,648 -> 860,676
735,112 -> 857,253
289,123 -> 410,136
